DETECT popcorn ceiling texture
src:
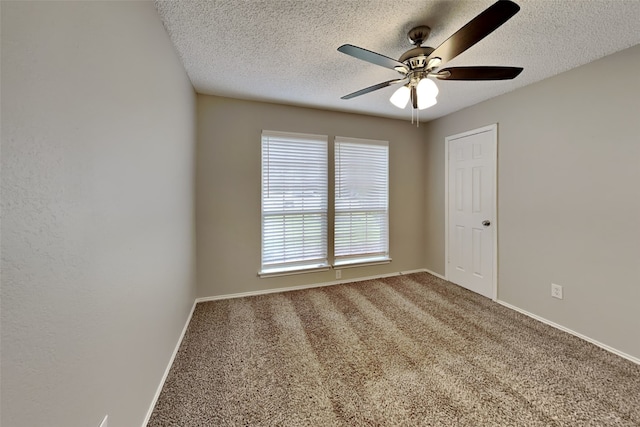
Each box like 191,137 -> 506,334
154,0 -> 640,121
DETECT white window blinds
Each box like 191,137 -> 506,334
261,131 -> 328,273
334,137 -> 389,265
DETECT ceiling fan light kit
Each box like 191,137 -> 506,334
390,77 -> 439,110
337,0 -> 524,124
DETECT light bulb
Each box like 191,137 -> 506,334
390,85 -> 410,109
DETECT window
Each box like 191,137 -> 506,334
334,137 -> 389,266
260,131 -> 328,275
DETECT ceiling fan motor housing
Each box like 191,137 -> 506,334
399,46 -> 436,70
401,26 -> 437,71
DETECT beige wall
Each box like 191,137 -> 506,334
423,44 -> 640,359
197,96 -> 426,297
1,2 -> 196,426
3,5 -> 636,426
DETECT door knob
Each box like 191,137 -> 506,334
482,220 -> 491,227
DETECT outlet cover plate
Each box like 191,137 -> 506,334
551,283 -> 563,299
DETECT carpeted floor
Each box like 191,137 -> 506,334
147,272 -> 640,426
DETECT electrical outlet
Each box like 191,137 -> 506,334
551,283 -> 563,300
99,415 -> 108,427
335,269 -> 341,279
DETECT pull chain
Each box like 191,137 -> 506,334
411,95 -> 414,124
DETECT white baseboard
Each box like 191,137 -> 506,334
141,300 -> 197,427
196,269 -> 428,303
497,300 -> 640,366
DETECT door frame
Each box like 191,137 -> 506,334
444,123 -> 498,301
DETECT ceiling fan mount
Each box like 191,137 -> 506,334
407,25 -> 432,46
337,0 -> 524,113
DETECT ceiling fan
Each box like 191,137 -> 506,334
338,0 -> 523,117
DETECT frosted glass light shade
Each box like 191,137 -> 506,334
416,78 -> 439,99
389,85 -> 410,109
416,78 -> 438,110
417,96 -> 437,110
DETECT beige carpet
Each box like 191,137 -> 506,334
147,272 -> 640,426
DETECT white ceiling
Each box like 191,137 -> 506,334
155,0 -> 640,122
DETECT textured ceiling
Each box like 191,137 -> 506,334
155,0 -> 640,122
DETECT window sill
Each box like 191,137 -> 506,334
333,257 -> 392,269
258,264 -> 331,278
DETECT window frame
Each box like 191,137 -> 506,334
259,130 -> 330,277
259,132 -> 391,278
333,136 -> 390,267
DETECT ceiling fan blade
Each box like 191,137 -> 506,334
341,79 -> 407,100
427,0 -> 520,65
436,66 -> 523,80
338,44 -> 408,72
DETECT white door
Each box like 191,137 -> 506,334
446,125 -> 496,299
